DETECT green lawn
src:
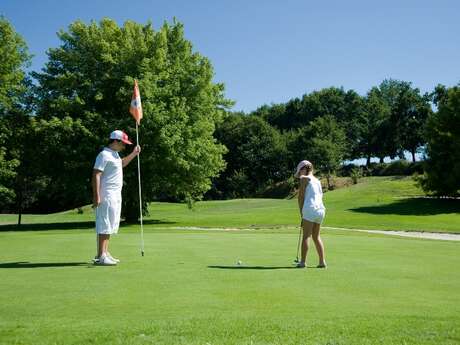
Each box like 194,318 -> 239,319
0,176 -> 459,344
0,229 -> 459,344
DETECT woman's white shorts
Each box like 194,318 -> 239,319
95,196 -> 122,234
302,207 -> 326,225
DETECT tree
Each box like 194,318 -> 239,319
360,87 -> 392,165
420,84 -> 460,196
392,85 -> 431,162
0,17 -> 33,221
32,19 -> 231,220
211,113 -> 288,198
252,87 -> 366,160
293,115 -> 347,190
0,146 -> 18,209
0,17 -> 31,114
370,79 -> 430,162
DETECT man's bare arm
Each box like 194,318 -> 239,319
122,145 -> 141,168
92,170 -> 102,207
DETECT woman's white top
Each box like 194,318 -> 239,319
302,175 -> 325,212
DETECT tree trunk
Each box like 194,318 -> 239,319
411,149 -> 416,162
17,188 -> 22,227
379,157 -> 384,163
366,156 -> 371,166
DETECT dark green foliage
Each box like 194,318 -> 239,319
362,79 -> 431,163
286,115 -> 347,189
0,17 -> 31,114
420,85 -> 460,196
253,88 -> 366,160
0,17 -> 33,219
209,113 -> 289,199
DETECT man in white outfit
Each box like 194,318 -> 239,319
92,130 -> 141,265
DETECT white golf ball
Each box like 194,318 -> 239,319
237,260 -> 242,265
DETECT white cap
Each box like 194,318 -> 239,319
294,160 -> 312,178
109,130 -> 133,145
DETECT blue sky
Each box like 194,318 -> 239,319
1,0 -> 459,113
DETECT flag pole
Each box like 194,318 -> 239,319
136,122 -> 144,256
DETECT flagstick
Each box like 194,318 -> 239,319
136,122 -> 145,256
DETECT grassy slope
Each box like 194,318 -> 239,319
325,176 -> 460,232
145,176 -> 460,233
2,176 -> 458,233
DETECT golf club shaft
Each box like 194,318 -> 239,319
296,220 -> 302,261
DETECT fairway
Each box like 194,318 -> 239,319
1,227 -> 459,345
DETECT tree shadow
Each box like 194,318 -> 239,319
350,198 -> 460,216
0,221 -> 95,232
208,265 -> 298,270
0,219 -> 176,232
0,261 -> 89,269
130,219 -> 176,226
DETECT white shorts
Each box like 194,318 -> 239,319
302,207 -> 326,225
95,196 -> 122,234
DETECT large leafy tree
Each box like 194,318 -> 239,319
372,79 -> 430,162
0,17 -> 31,114
359,87 -> 392,165
420,84 -> 460,196
291,115 -> 347,189
211,113 -> 288,198
33,19 -> 231,220
0,17 -> 33,217
252,87 -> 366,160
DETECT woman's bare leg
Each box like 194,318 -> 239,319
301,219 -> 314,264
312,223 -> 326,266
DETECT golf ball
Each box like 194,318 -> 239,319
237,260 -> 242,265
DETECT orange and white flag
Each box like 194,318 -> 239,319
130,79 -> 143,125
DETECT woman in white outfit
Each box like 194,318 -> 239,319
295,160 -> 327,268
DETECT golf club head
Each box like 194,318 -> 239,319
293,258 -> 299,263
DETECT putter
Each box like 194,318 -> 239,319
93,233 -> 99,263
294,220 -> 302,263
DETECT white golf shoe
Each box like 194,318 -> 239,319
107,252 -> 120,263
95,254 -> 117,266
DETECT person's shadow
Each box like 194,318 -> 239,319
0,261 -> 89,269
208,265 -> 298,270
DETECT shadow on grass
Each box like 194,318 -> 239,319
139,219 -> 176,226
350,198 -> 460,216
0,261 -> 89,269
0,219 -> 175,232
0,221 -> 95,232
208,265 -> 298,270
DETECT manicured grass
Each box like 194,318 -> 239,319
0,227 -> 459,345
0,177 -> 459,344
325,176 -> 460,233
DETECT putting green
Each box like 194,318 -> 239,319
0,228 -> 459,345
